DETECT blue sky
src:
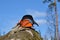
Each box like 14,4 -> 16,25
0,0 -> 60,38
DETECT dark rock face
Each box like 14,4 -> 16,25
0,27 -> 43,40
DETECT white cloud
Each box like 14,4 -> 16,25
25,9 -> 47,18
35,19 -> 47,25
25,9 -> 47,24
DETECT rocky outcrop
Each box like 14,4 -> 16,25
0,26 -> 43,40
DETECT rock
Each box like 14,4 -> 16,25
0,26 -> 43,40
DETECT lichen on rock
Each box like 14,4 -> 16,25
0,26 -> 43,40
